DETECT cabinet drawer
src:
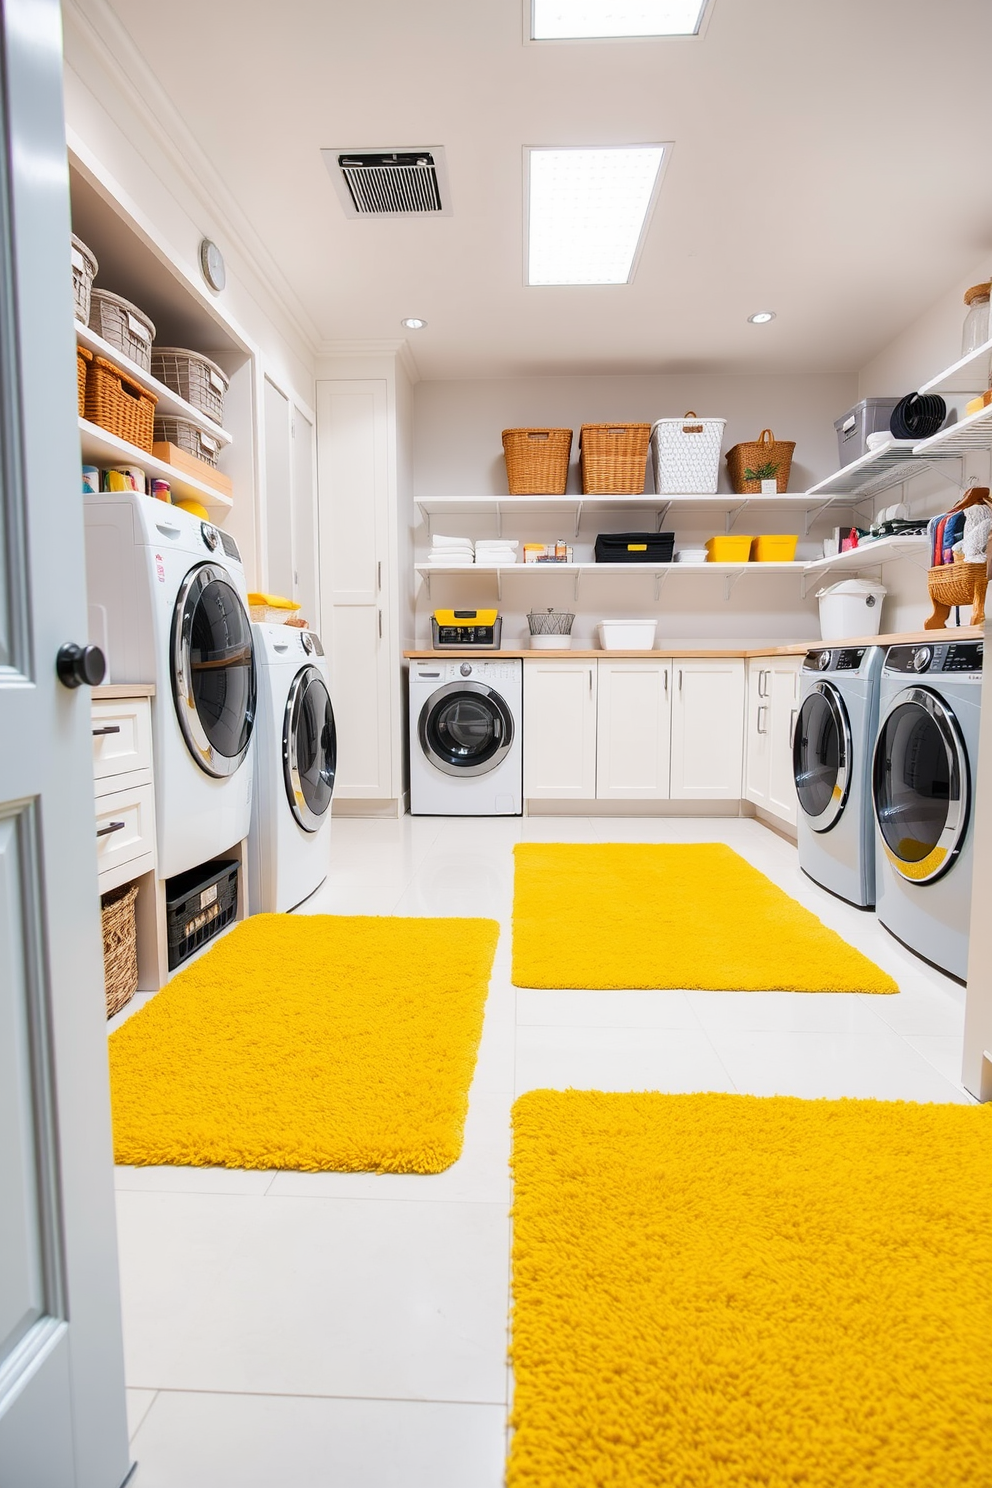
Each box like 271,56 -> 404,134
94,784 -> 155,878
91,697 -> 152,783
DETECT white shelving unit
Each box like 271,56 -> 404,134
919,336 -> 992,396
75,320 -> 232,445
79,418 -> 233,518
914,399 -> 992,457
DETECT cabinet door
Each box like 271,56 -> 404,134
767,660 -> 802,825
670,659 -> 745,800
744,660 -> 771,808
524,661 -> 597,799
596,661 -> 671,800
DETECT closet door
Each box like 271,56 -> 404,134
316,380 -> 391,797
596,660 -> 671,799
523,660 -> 597,799
670,659 -> 746,800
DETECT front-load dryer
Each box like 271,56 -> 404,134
84,492 -> 256,879
409,658 -> 522,815
793,644 -> 884,907
248,623 -> 336,912
871,637 -> 983,981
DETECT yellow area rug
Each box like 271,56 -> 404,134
109,913 -> 499,1172
509,1090 -> 992,1488
512,842 -> 896,992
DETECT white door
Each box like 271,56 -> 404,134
744,660 -> 771,808
0,2 -> 130,1483
291,403 -> 319,634
767,659 -> 802,825
316,379 -> 391,798
670,659 -> 746,800
523,660 -> 597,799
263,376 -> 293,598
596,660 -> 671,800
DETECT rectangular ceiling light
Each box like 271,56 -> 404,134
527,145 -> 666,286
532,0 -> 707,39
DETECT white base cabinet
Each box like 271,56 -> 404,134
523,659 -> 598,798
670,659 -> 746,800
744,656 -> 803,827
596,660 -> 671,799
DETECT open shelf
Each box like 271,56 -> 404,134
919,336 -> 992,397
802,441 -> 930,502
76,321 -> 232,445
804,534 -> 929,573
79,418 -> 233,518
913,399 -> 992,457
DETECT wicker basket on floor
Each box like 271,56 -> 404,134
77,345 -> 92,417
726,428 -> 796,494
71,234 -> 98,323
502,428 -> 572,494
88,289 -> 156,373
101,881 -> 139,1018
926,561 -> 988,628
579,423 -> 652,494
85,355 -> 157,451
154,416 -> 220,468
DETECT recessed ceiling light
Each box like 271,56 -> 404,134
400,317 -> 427,329
531,0 -> 707,39
747,311 -> 776,324
527,145 -> 668,286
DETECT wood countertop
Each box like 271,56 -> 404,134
404,628 -> 983,661
92,683 -> 157,698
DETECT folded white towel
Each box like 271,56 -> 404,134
427,554 -> 474,566
430,534 -> 475,551
475,539 -> 519,549
865,432 -> 916,452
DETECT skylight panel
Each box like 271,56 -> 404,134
531,0 -> 707,39
526,146 -> 666,286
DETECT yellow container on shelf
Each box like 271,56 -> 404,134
705,535 -> 754,563
750,534 -> 799,562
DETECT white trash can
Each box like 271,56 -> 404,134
815,578 -> 886,641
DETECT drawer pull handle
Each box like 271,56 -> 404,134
97,820 -> 126,838
92,724 -> 121,736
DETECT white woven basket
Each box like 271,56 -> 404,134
651,413 -> 726,494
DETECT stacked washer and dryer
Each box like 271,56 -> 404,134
84,492 -> 335,945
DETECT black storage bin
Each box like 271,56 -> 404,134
166,858 -> 239,970
594,531 -> 675,564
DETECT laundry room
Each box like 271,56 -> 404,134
3,2 -> 992,1487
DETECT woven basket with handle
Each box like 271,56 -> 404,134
85,355 -> 157,451
726,428 -> 795,494
502,428 -> 572,494
76,345 -> 92,417
579,423 -> 651,494
101,881 -> 139,1018
926,486 -> 991,628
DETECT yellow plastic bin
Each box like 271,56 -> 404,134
705,535 -> 754,563
750,534 -> 798,562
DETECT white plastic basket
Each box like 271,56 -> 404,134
815,579 -> 886,641
598,619 -> 657,650
651,413 -> 726,494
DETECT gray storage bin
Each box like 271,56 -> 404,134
834,397 -> 901,467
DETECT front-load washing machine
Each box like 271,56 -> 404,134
248,623 -> 336,912
84,491 -> 256,879
793,644 -> 884,907
872,637 -> 983,981
409,658 -> 522,815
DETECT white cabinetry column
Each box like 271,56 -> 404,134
670,659 -> 745,800
596,660 -> 672,800
524,659 -> 598,799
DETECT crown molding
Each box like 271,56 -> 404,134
316,338 -> 422,384
61,0 -> 322,360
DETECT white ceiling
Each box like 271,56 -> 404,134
91,0 -> 992,380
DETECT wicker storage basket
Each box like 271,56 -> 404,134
85,355 -> 157,451
88,289 -> 156,373
151,347 -> 229,426
926,562 -> 988,628
726,428 -> 796,494
154,417 -> 220,468
101,881 -> 139,1018
579,423 -> 652,495
76,345 -> 92,417
71,234 -> 98,323
501,428 -> 572,494
651,413 -> 726,494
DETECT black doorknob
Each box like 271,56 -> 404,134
56,643 -> 106,689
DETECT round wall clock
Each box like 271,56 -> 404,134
199,238 -> 226,293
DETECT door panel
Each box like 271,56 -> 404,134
263,377 -> 293,598
670,660 -> 745,800
744,662 -> 770,808
317,381 -> 386,606
327,606 -> 390,794
767,662 -> 801,825
597,661 -> 671,799
524,661 -> 597,798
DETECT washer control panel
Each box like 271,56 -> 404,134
802,646 -> 873,674
413,660 -> 522,686
884,641 -> 983,679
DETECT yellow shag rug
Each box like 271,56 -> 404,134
512,842 -> 897,992
109,913 -> 499,1172
509,1089 -> 992,1488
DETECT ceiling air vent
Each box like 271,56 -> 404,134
321,147 -> 452,219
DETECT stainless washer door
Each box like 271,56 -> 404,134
171,563 -> 256,777
283,666 -> 336,831
419,680 -> 513,778
793,680 -> 852,832
872,686 -> 969,884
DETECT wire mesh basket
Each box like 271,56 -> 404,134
527,608 -> 575,634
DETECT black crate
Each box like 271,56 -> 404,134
166,858 -> 238,970
594,531 -> 675,564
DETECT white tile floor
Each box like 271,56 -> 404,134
117,814 -> 973,1487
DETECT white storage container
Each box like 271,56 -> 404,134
815,578 -> 886,641
528,633 -> 572,649
598,619 -> 657,650
651,413 -> 726,494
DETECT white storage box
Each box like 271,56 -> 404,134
598,619 -> 657,650
675,547 -> 708,564
651,413 -> 726,494
815,578 -> 886,641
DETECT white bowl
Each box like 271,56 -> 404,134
528,633 -> 572,649
598,620 -> 657,650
